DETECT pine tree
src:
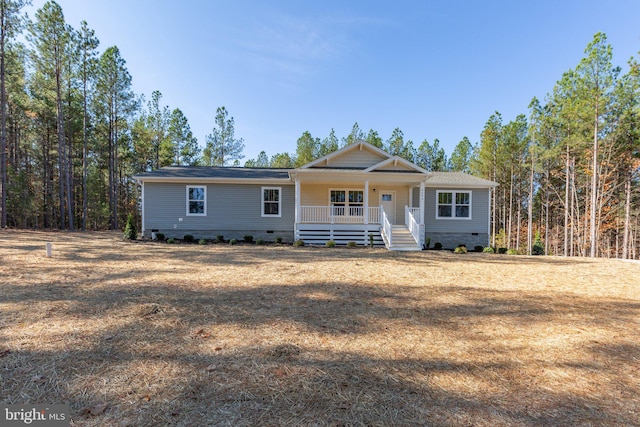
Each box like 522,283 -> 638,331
0,0 -> 28,228
203,106 -> 244,166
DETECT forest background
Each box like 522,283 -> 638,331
1,1 -> 638,258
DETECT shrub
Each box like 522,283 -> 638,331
243,235 -> 254,243
154,232 -> 165,241
229,238 -> 238,245
216,235 -> 224,243
532,231 -> 545,255
454,244 -> 467,254
183,234 -> 195,243
275,237 -> 283,244
293,239 -> 305,247
256,238 -> 265,245
483,246 -> 495,253
198,239 -> 207,245
506,248 -> 519,255
498,247 -> 507,254
347,241 -> 357,248
474,246 -> 484,252
425,237 -> 431,249
123,213 -> 137,240
167,238 -> 175,244
326,240 -> 336,248
434,242 -> 443,250
369,234 -> 374,247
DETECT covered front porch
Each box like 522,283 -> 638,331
293,178 -> 426,250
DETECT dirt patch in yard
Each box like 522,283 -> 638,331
1,230 -> 639,426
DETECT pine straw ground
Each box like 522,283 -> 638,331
1,230 -> 639,427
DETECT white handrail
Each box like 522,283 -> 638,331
405,206 -> 422,247
380,205 -> 392,249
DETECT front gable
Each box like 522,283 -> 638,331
301,140 -> 390,170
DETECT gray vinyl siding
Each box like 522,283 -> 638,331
424,188 -> 490,234
412,187 -> 490,234
143,182 -> 294,235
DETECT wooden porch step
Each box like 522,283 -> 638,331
388,225 -> 422,251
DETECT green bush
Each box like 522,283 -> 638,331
229,238 -> 238,245
369,234 -> 374,247
198,239 -> 207,245
154,232 -> 165,241
256,238 -> 265,245
326,240 -> 336,248
506,248 -> 519,255
243,235 -> 254,243
532,231 -> 545,255
123,213 -> 137,240
216,235 -> 224,243
483,246 -> 495,254
474,245 -> 483,252
183,234 -> 195,243
425,237 -> 431,249
167,238 -> 175,244
454,245 -> 467,254
434,242 -> 443,250
275,237 -> 283,244
498,247 -> 507,254
347,241 -> 357,248
293,239 -> 305,247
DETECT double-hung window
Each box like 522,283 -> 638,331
348,190 -> 364,216
262,187 -> 281,217
187,186 -> 206,216
330,190 -> 346,216
330,189 -> 364,217
436,190 -> 471,219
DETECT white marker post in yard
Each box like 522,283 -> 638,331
46,242 -> 52,258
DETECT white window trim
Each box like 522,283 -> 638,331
328,188 -> 365,216
436,190 -> 472,220
261,186 -> 282,217
186,185 -> 207,216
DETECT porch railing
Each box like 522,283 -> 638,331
299,206 -> 380,224
405,206 -> 422,247
380,206 -> 392,248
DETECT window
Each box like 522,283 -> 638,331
330,189 -> 364,216
330,190 -> 346,216
262,187 -> 281,217
187,186 -> 206,216
436,190 -> 471,219
348,190 -> 364,216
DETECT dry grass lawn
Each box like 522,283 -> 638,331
1,230 -> 639,426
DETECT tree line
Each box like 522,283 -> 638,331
0,0 -> 247,231
0,2 -> 638,259
246,33 -> 640,259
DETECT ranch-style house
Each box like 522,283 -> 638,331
134,140 -> 497,251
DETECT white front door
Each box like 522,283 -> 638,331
380,191 -> 396,224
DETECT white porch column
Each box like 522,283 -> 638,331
419,181 -> 425,246
295,179 -> 300,238
364,180 -> 369,225
409,186 -> 413,208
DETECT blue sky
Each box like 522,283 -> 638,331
27,0 -> 640,162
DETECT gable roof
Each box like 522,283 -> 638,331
299,140 -> 390,170
134,166 -> 291,182
425,171 -> 498,188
